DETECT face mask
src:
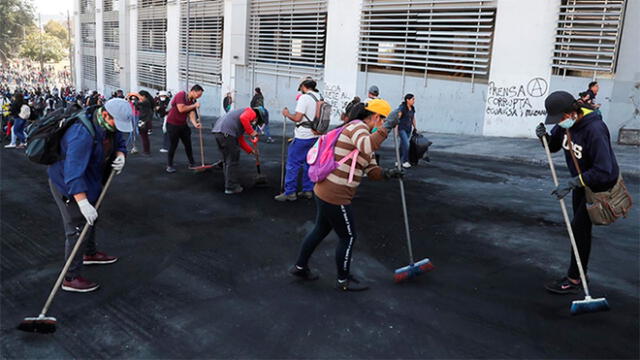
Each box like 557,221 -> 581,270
558,115 -> 576,129
96,108 -> 115,132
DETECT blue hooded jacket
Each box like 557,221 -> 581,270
548,108 -> 619,192
47,118 -> 127,204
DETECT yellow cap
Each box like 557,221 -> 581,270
365,98 -> 392,117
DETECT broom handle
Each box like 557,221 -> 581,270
39,170 -> 117,317
393,127 -> 414,264
542,135 -> 591,298
280,116 -> 287,191
197,108 -> 205,166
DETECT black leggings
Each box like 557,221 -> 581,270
568,188 -> 593,280
296,196 -> 357,280
167,123 -> 194,166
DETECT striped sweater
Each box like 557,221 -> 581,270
314,121 -> 388,205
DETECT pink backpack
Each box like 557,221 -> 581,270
307,120 -> 362,183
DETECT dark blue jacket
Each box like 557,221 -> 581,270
548,109 -> 619,192
48,121 -> 127,204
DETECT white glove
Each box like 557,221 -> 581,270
112,154 -> 126,174
77,199 -> 98,226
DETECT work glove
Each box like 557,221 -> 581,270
112,154 -> 126,175
551,176 -> 583,200
383,114 -> 399,131
77,199 -> 98,226
536,123 -> 550,145
250,136 -> 259,145
384,168 -> 405,180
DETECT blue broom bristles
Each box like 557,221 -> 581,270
394,258 -> 434,282
570,297 -> 610,316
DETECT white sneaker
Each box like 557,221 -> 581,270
402,162 -> 412,169
159,148 -> 168,153
4,144 -> 16,149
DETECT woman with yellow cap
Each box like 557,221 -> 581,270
289,99 -> 404,291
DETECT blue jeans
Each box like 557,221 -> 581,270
285,138 -> 316,195
12,116 -> 26,144
398,129 -> 411,163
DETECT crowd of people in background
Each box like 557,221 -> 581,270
1,60 -> 71,90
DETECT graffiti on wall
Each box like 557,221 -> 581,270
485,77 -> 549,118
323,84 -> 355,118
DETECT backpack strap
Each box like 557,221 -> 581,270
336,148 -> 360,184
299,92 -> 324,127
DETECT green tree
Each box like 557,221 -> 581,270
0,0 -> 36,61
44,20 -> 70,46
19,32 -> 66,65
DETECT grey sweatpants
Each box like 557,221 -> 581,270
49,180 -> 97,279
214,133 -> 241,190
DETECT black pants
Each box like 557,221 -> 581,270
49,180 -> 97,279
167,123 -> 194,167
214,133 -> 240,190
568,188 -> 592,279
296,196 -> 357,280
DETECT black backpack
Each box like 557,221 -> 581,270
25,104 -> 96,165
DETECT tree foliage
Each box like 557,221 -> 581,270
0,0 -> 36,61
19,32 -> 66,64
44,20 -> 69,46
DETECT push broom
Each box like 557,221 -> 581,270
253,139 -> 268,187
18,170 -> 117,333
190,107 -> 214,172
542,134 -> 609,315
392,127 -> 434,283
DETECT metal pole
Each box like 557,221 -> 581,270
67,10 -> 74,87
39,13 -> 44,75
185,0 -> 191,91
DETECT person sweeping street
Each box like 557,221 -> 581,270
536,91 -> 620,295
289,99 -> 403,291
48,98 -> 132,292
165,85 -> 203,173
212,106 -> 266,194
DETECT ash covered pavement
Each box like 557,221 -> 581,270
1,126 -> 639,359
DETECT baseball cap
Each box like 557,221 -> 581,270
104,98 -> 134,132
544,91 -> 576,125
368,85 -> 379,96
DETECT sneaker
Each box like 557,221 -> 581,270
266,137 -> 274,143
545,277 -> 581,295
289,265 -> 319,281
225,185 -> 244,195
4,144 -> 16,149
212,160 -> 224,169
336,276 -> 369,292
402,162 -> 412,169
130,147 -> 139,155
159,148 -> 168,153
83,251 -> 118,265
61,276 -> 100,293
166,166 -> 177,173
275,193 -> 297,202
297,191 -> 313,200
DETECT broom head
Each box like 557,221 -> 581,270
17,315 -> 57,333
394,258 -> 434,283
189,164 -> 214,172
570,296 -> 610,316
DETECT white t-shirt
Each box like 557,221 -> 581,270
294,92 -> 320,139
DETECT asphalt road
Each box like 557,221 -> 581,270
1,128 -> 638,359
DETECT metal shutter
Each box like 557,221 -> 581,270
359,0 -> 497,82
83,55 -> 97,81
552,0 -> 627,76
104,21 -> 119,49
104,57 -> 120,87
138,0 -> 167,90
80,0 -> 97,90
179,0 -> 224,86
103,0 -> 119,12
248,0 -> 327,79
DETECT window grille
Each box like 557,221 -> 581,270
103,0 -> 120,12
82,55 -> 97,81
359,0 -> 497,81
179,0 -> 224,86
80,0 -> 96,15
104,21 -> 119,48
138,0 -> 167,90
104,57 -> 120,87
248,0 -> 327,79
81,23 -> 96,47
552,0 -> 627,77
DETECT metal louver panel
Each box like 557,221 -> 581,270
80,0 -> 96,15
82,55 -> 97,81
552,0 -> 627,75
138,0 -> 167,90
81,23 -> 96,47
248,0 -> 327,79
179,0 -> 224,86
103,0 -> 119,12
104,21 -> 119,49
359,0 -> 497,80
104,57 -> 120,87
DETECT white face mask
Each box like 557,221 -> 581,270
558,114 -> 576,129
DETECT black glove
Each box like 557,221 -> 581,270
551,176 -> 583,200
383,109 -> 400,131
384,168 -> 404,180
536,123 -> 548,139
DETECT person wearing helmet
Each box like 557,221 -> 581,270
211,106 -> 264,194
536,91 -> 619,294
48,98 -> 133,293
289,99 -> 403,291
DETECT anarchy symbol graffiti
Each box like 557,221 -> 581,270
527,77 -> 548,97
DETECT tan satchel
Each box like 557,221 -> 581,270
566,130 -> 633,225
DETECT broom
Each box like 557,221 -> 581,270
279,116 -> 287,192
253,139 -> 268,187
18,170 -> 117,333
541,133 -> 609,315
189,107 -> 214,172
392,127 -> 434,283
